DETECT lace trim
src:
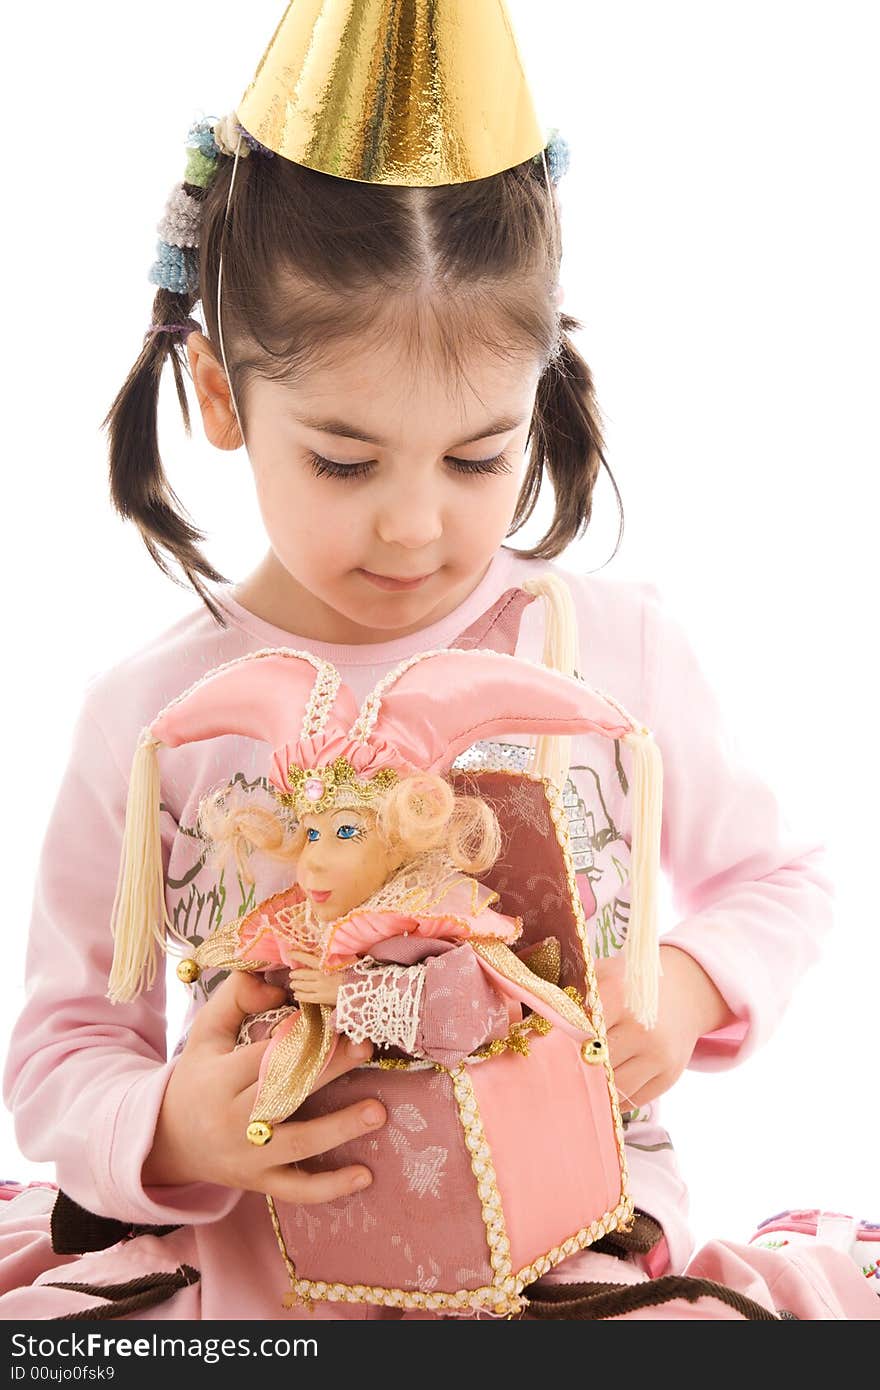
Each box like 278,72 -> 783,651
235,1005 -> 299,1048
336,958 -> 427,1055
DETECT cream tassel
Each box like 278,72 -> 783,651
107,732 -> 176,1004
523,574 -> 579,788
621,726 -> 664,1028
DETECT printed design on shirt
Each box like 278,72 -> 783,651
166,772 -> 273,1001
567,760 -> 632,961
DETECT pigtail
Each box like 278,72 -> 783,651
508,313 -> 625,562
102,120 -> 235,624
101,284 -> 229,625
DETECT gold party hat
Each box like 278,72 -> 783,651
237,0 -> 546,186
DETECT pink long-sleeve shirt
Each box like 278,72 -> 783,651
3,545 -> 834,1293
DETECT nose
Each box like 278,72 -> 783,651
299,839 -> 329,879
374,476 -> 443,550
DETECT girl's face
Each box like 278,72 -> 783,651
189,325 -> 542,642
296,806 -> 402,924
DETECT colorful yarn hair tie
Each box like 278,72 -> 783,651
534,128 -> 570,185
144,319 -> 201,342
147,114 -> 255,296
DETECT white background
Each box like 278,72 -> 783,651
2,2 -> 877,1250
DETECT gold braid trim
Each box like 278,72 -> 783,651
469,940 -> 595,1038
518,936 -> 562,986
250,1003 -> 336,1127
190,918 -> 272,972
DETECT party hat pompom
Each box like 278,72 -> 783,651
148,242 -> 199,296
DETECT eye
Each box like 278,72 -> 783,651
305,827 -> 320,842
308,453 -> 375,480
306,451 -> 511,481
336,822 -> 365,840
445,452 -> 511,477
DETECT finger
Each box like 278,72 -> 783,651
224,1037 -> 279,1094
261,1098 -> 388,1168
189,972 -> 288,1050
612,1059 -> 657,1111
603,1024 -> 640,1070
317,1037 -> 375,1086
237,1036 -> 374,1115
263,1162 -> 374,1205
276,1098 -> 387,1161
288,952 -> 321,967
593,987 -> 624,1031
593,958 -> 625,1011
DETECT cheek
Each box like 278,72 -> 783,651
250,458 -> 366,560
447,469 -> 524,540
339,840 -> 390,896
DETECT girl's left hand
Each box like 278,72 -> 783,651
289,951 -> 342,1006
593,945 -> 736,1112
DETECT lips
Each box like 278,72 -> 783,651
359,569 -> 434,591
307,889 -> 332,902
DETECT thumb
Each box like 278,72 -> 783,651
189,971 -> 288,1051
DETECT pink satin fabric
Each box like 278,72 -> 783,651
150,648 -> 637,800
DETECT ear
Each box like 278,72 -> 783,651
186,332 -> 244,451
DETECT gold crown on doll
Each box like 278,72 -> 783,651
279,756 -> 400,818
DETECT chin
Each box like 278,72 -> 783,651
350,585 -> 442,621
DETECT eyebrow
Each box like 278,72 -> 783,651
294,412 -> 528,448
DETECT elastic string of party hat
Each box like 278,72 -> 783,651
216,131 -> 248,447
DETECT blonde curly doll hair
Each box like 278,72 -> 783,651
198,773 -> 502,887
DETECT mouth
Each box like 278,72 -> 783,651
359,568 -> 436,592
306,889 -> 332,903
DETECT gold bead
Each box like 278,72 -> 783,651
582,1039 -> 606,1064
176,958 -> 201,984
246,1120 -> 274,1146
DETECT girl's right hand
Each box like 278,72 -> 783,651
141,972 -> 386,1204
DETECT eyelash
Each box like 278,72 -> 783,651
305,823 -> 365,842
306,451 -> 511,481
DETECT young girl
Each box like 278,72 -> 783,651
0,0 -> 858,1321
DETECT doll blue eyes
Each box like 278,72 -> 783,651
306,824 -> 361,842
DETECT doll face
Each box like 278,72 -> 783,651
296,806 -> 403,923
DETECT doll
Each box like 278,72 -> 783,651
181,763 -> 580,1144
108,640 -> 663,1314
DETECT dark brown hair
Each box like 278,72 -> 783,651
103,145 -> 623,623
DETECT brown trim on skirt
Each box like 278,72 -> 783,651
46,1265 -> 200,1321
